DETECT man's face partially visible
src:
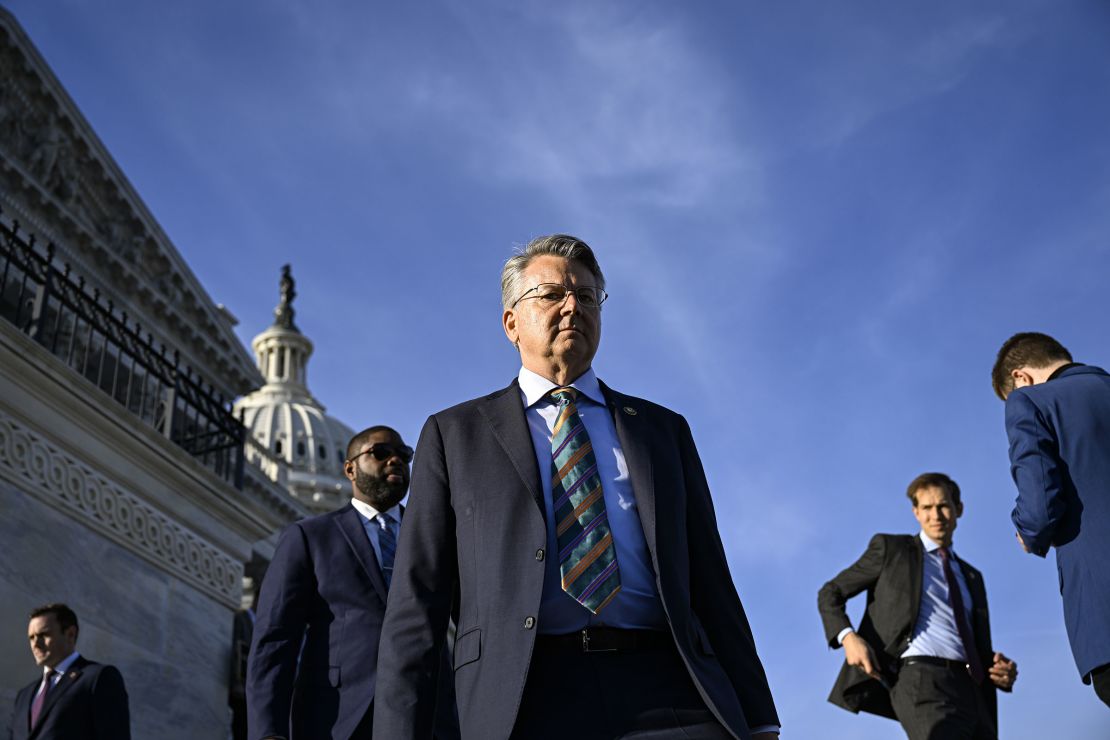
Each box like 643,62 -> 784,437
912,485 -> 962,547
503,255 -> 601,383
27,614 -> 77,669
344,430 -> 411,511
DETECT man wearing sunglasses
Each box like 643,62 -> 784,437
247,426 -> 459,740
375,235 -> 779,739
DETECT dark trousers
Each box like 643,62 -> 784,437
890,662 -> 996,740
509,637 -> 731,739
1091,663 -> 1110,708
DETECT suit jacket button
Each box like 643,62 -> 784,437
524,616 -> 535,629
535,549 -> 545,561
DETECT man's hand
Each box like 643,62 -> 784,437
989,652 -> 1018,691
1015,532 -> 1030,553
843,631 -> 881,680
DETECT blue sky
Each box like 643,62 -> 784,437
7,0 -> 1110,735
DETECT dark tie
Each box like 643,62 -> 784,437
377,513 -> 396,589
549,387 -> 621,613
30,671 -> 53,729
939,547 -> 985,684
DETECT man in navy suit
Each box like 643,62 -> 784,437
12,603 -> 130,740
374,235 -> 779,739
247,426 -> 458,740
992,332 -> 1110,707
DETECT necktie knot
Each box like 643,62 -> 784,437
549,387 -> 577,405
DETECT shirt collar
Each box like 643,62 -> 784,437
918,530 -> 957,557
517,366 -> 605,408
350,498 -> 401,525
48,651 -> 81,678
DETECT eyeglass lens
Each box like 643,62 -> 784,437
535,284 -> 604,307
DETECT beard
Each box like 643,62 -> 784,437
354,468 -> 407,510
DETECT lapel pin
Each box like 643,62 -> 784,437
622,406 -> 637,416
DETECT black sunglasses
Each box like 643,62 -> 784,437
348,443 -> 414,464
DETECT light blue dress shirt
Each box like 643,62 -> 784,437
902,531 -> 976,661
517,366 -> 667,634
32,650 -> 80,701
836,531 -> 976,660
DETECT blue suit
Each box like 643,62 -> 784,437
1006,363 -> 1110,680
246,503 -> 459,740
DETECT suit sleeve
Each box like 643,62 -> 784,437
817,534 -> 887,647
92,665 -> 131,740
678,415 -> 780,729
1005,392 -> 1064,557
374,415 -> 459,740
246,523 -> 314,740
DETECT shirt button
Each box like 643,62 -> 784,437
524,616 -> 535,630
535,549 -> 545,561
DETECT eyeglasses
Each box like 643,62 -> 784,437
511,283 -> 608,310
347,443 -> 414,465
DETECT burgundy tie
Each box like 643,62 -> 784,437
939,547 -> 985,684
29,671 -> 53,729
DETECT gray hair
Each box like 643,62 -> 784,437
500,234 -> 606,310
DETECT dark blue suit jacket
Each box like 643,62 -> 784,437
1006,363 -> 1110,679
373,379 -> 778,740
247,503 -> 393,740
10,656 -> 130,740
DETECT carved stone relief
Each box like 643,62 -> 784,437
0,20 -> 259,395
0,408 -> 242,607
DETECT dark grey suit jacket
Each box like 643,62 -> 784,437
817,534 -> 1000,723
10,657 -> 130,740
374,378 -> 778,740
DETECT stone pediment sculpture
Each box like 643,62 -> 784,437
0,8 -> 260,397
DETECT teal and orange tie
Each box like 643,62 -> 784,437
549,387 -> 621,613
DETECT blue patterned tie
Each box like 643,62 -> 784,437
377,514 -> 397,589
549,387 -> 621,613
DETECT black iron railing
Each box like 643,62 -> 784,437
0,208 -> 245,488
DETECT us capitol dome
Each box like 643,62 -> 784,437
234,265 -> 355,514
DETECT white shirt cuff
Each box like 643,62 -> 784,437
836,627 -> 854,645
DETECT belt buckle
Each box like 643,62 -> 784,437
581,629 -> 617,654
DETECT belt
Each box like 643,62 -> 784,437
901,656 -> 971,672
535,627 -> 672,654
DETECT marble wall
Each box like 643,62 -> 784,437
0,481 -> 235,739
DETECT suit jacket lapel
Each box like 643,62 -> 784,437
334,504 -> 389,601
36,656 -> 86,729
599,381 -> 657,557
15,679 -> 33,736
907,537 -> 924,636
956,557 -> 991,654
477,380 -> 545,516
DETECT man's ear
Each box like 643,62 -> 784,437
1011,367 -> 1035,390
955,500 -> 964,519
343,460 -> 356,482
503,309 -> 518,346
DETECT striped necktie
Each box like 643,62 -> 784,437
377,513 -> 397,589
549,387 -> 621,613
